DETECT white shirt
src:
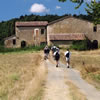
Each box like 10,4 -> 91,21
65,51 -> 70,58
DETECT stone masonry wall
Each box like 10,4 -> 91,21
16,26 -> 47,47
47,17 -> 100,45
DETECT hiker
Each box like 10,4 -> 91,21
56,47 -> 59,52
54,50 -> 60,67
51,46 -> 57,55
44,45 -> 50,60
65,49 -> 70,68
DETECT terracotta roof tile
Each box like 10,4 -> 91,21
16,21 -> 48,27
49,33 -> 85,41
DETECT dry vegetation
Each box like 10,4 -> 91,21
0,52 -> 46,100
61,49 -> 100,89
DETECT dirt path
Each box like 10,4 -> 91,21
61,63 -> 100,100
43,60 -> 70,100
43,59 -> 100,100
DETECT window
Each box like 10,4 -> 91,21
34,29 -> 39,37
41,29 -> 45,34
93,26 -> 97,32
13,39 -> 16,45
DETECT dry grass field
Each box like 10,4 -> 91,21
0,49 -> 100,100
0,51 -> 46,100
61,49 -> 100,89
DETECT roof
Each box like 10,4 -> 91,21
49,33 -> 85,41
4,35 -> 16,40
16,21 -> 48,27
48,16 -> 92,25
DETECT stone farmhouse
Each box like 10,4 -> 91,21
4,16 -> 100,48
5,21 -> 48,48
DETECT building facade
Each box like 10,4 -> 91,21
47,16 -> 100,46
4,16 -> 100,48
5,21 -> 48,48
4,35 -> 16,48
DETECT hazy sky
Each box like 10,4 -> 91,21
0,0 -> 98,22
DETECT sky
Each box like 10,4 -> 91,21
0,0 -> 99,22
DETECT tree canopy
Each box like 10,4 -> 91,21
58,0 -> 100,25
85,1 -> 100,25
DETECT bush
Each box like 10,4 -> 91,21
0,44 -> 46,53
70,39 -> 91,51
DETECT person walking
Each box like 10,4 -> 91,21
54,50 -> 60,67
51,46 -> 57,55
44,46 -> 50,60
65,49 -> 70,68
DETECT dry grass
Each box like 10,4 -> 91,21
0,52 -> 46,100
66,81 -> 87,100
61,49 -> 100,89
29,82 -> 45,100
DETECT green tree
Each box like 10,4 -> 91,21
85,0 -> 100,25
58,0 -> 100,25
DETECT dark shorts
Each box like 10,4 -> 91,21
55,56 -> 60,61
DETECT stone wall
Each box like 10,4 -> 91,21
16,26 -> 47,47
4,36 -> 16,48
47,17 -> 100,45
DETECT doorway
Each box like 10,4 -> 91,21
92,40 -> 98,49
21,41 -> 26,48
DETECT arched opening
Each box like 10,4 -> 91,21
92,40 -> 98,49
21,41 -> 26,48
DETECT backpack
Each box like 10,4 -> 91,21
47,48 -> 50,53
66,52 -> 69,58
55,52 -> 60,57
